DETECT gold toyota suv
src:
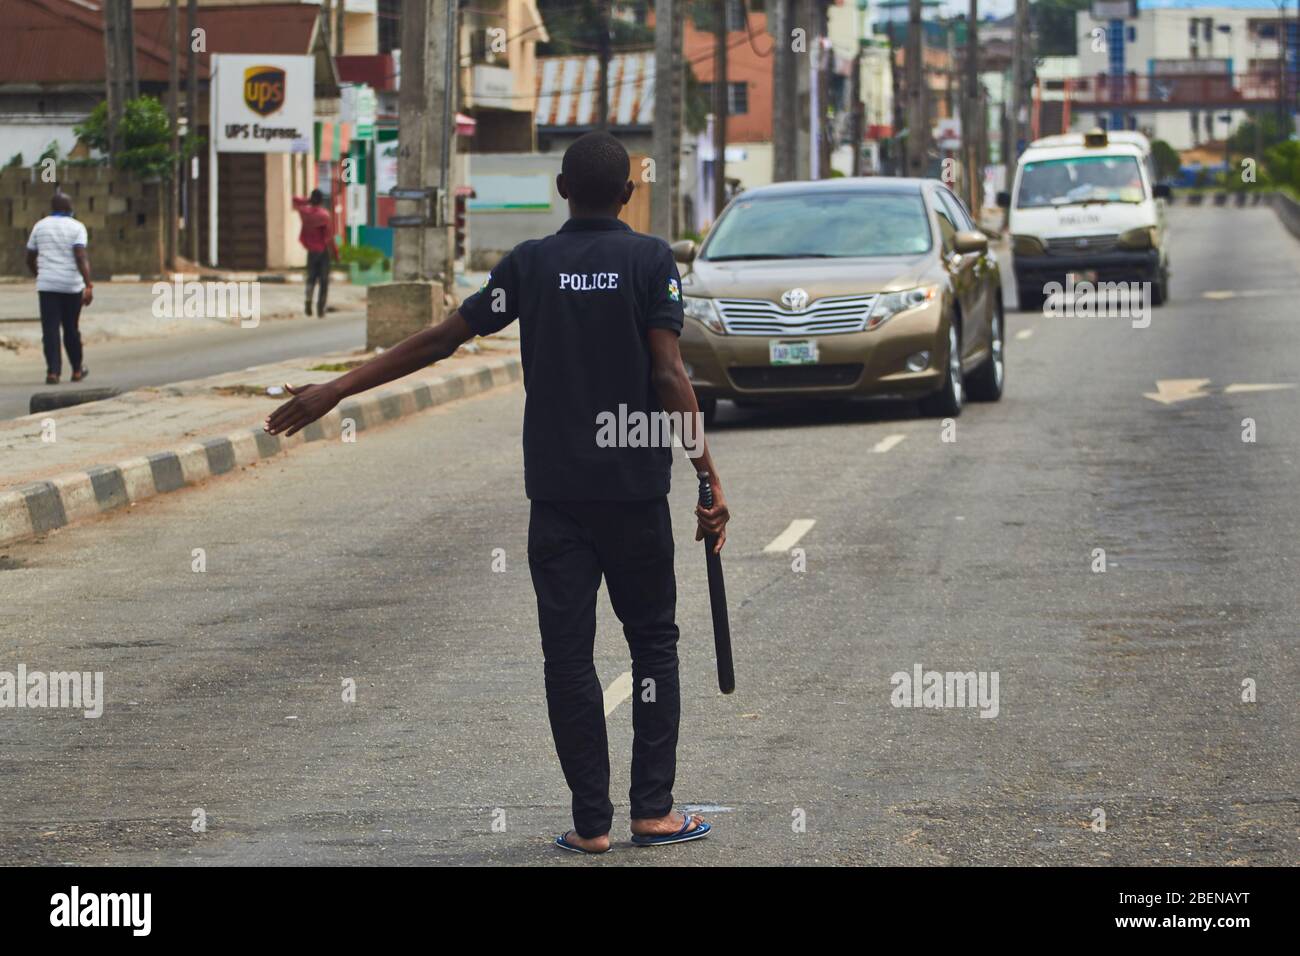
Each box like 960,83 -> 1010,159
674,177 -> 1004,422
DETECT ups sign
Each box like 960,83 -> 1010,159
243,66 -> 286,116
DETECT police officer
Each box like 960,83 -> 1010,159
265,131 -> 730,855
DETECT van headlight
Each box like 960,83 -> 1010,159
866,286 -> 937,330
1118,226 -> 1157,250
1011,235 -> 1046,257
684,296 -> 725,334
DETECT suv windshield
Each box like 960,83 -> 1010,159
702,192 -> 932,260
1016,154 -> 1146,208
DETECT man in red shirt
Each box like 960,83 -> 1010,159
292,189 -> 339,317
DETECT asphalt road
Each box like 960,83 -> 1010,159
0,310 -> 365,420
0,204 -> 1296,866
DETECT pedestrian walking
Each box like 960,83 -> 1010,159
25,192 -> 93,385
265,132 -> 730,855
292,189 -> 338,317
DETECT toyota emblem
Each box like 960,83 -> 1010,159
781,288 -> 810,312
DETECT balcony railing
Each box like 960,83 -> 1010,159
1064,72 -> 1293,110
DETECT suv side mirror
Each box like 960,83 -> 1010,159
953,230 -> 989,255
1153,183 -> 1172,200
670,239 -> 697,264
996,191 -> 1011,209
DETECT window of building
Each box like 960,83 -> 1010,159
700,82 -> 749,116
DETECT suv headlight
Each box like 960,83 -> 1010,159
866,286 -> 936,331
1012,235 -> 1046,257
1118,226 -> 1156,250
684,295 -> 725,334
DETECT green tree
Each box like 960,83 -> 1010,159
1228,112 -> 1290,158
1150,139 -> 1180,181
74,95 -> 199,179
1263,140 -> 1300,195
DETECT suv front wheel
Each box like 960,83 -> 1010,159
966,305 -> 1005,402
919,322 -> 963,417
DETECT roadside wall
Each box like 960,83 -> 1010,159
1268,192 -> 1300,243
0,165 -> 165,278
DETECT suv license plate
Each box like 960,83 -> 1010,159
770,340 -> 818,366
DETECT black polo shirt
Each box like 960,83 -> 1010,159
458,217 -> 685,501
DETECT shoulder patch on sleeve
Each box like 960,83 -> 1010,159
667,278 -> 681,302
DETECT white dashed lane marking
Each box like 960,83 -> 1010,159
763,519 -> 816,554
871,434 -> 906,454
603,671 -> 633,716
1015,328 -> 1034,340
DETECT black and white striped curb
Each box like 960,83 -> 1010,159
0,355 -> 521,547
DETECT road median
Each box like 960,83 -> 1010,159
0,344 -> 521,547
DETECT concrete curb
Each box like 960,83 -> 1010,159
0,355 -> 522,548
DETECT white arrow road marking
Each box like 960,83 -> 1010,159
1015,328 -> 1034,340
1144,381 -> 1296,403
603,671 -> 633,716
1222,383 -> 1296,394
1143,379 -> 1211,404
871,433 -> 906,453
764,519 -> 816,553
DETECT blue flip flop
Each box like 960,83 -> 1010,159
555,831 -> 610,855
630,812 -> 712,847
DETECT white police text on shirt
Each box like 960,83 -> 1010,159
558,272 -> 619,291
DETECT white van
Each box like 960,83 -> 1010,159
998,128 -> 1171,311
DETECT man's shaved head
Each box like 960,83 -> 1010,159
51,192 -> 72,214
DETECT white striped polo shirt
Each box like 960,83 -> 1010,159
26,214 -> 89,294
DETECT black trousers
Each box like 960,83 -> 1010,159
528,497 -> 681,838
39,291 -> 84,377
305,250 -> 331,314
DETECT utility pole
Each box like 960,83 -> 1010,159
322,1 -> 333,56
393,0 -> 457,287
103,0 -> 138,157
851,39 -> 864,176
794,0 -> 811,178
814,7 -> 829,178
335,0 -> 346,57
651,0 -> 678,238
1279,1 -> 1289,127
771,0 -> 796,180
597,1 -> 611,130
964,0 -> 980,215
904,0 -> 926,176
168,0 -> 179,270
186,0 -> 199,263
712,0 -> 728,217
888,12 -> 900,174
671,0 -> 685,235
1007,0 -> 1028,191
945,21 -> 955,121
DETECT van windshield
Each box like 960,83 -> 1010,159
702,192 -> 932,260
1016,155 -> 1146,208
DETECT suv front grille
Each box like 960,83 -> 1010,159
1046,234 -> 1119,256
715,294 -> 878,335
729,364 -> 864,390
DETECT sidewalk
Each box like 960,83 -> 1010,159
0,337 -> 521,546
0,270 -> 491,353
0,278 -> 367,351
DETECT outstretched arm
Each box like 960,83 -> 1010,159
264,311 -> 475,437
